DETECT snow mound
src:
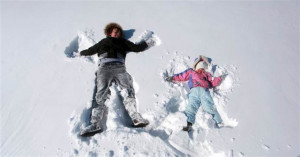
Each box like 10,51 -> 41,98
64,29 -> 98,64
212,65 -> 240,128
135,30 -> 162,47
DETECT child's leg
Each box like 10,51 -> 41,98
115,68 -> 149,127
116,71 -> 138,117
184,88 -> 202,124
95,66 -> 113,106
200,88 -> 223,124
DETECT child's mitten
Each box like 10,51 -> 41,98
164,76 -> 173,82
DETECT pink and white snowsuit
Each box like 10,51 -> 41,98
172,68 -> 223,124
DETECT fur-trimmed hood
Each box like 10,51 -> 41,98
104,22 -> 124,38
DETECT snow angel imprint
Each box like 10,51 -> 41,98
79,23 -> 157,137
164,55 -> 227,132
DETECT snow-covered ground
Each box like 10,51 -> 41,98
1,1 -> 299,156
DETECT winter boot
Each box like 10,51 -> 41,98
122,95 -> 149,128
130,112 -> 149,127
183,122 -> 193,132
216,122 -> 225,128
80,105 -> 107,137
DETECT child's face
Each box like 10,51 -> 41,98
110,28 -> 121,38
196,68 -> 205,73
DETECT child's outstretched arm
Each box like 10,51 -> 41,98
172,68 -> 194,82
207,72 -> 223,87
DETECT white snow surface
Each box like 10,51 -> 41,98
1,1 -> 299,157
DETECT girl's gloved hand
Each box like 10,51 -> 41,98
164,76 -> 173,82
220,74 -> 228,80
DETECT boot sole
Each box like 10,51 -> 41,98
132,122 -> 149,128
182,127 -> 193,132
80,129 -> 102,137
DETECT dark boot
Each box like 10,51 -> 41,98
182,122 -> 193,132
80,105 -> 107,137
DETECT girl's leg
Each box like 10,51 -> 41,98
200,88 -> 223,124
184,88 -> 202,124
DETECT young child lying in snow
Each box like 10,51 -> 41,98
165,55 -> 226,132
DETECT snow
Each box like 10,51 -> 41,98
1,1 -> 299,157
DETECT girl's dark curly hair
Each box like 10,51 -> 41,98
104,22 -> 124,38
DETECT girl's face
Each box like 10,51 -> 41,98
196,68 -> 205,73
110,28 -> 121,38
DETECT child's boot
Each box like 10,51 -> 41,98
183,122 -> 193,132
216,122 -> 225,128
131,112 -> 149,127
80,105 -> 107,136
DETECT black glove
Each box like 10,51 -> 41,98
165,76 -> 173,82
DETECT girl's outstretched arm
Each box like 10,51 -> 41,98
173,68 -> 194,82
207,72 -> 222,87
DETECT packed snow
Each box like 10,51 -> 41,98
1,1 -> 299,157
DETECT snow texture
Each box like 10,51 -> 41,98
1,1 -> 299,157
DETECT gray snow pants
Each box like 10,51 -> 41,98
95,62 -> 137,117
